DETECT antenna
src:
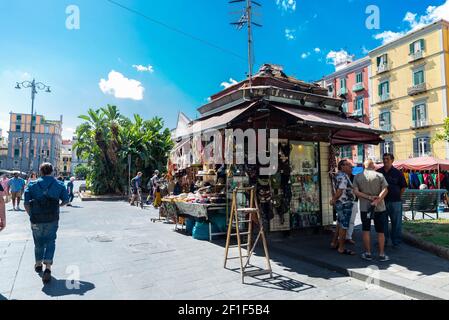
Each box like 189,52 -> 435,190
230,0 -> 262,90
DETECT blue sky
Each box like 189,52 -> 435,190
1,0 -> 448,138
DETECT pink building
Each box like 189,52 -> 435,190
318,56 -> 372,164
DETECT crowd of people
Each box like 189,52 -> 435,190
0,164 -> 74,284
330,153 -> 408,262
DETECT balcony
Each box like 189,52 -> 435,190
411,120 -> 429,129
351,109 -> 364,118
377,63 -> 389,74
408,83 -> 427,96
338,87 -> 348,97
378,93 -> 391,104
409,50 -> 424,63
352,83 -> 365,92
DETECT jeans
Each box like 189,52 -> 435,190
69,193 -> 75,203
31,221 -> 59,265
384,201 -> 403,246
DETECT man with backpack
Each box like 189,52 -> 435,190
130,172 -> 143,206
24,163 -> 69,284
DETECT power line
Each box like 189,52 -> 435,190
105,0 -> 246,61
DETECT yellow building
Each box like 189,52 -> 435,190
369,19 -> 449,161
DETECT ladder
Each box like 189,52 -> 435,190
224,186 -> 272,283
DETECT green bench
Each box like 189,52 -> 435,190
402,189 -> 447,220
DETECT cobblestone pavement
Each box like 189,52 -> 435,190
0,199 -> 412,300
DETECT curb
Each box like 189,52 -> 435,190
402,231 -> 449,261
269,243 -> 445,300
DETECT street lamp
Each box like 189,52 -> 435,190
15,79 -> 52,173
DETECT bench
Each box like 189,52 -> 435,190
402,189 -> 447,220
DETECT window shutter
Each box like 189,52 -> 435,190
377,57 -> 381,67
380,142 -> 385,156
410,43 -> 415,54
423,104 -> 427,122
412,106 -> 417,122
414,71 -> 418,85
390,142 -> 394,156
386,81 -> 390,93
378,83 -> 382,96
420,39 -> 425,51
424,137 -> 431,154
413,138 -> 419,157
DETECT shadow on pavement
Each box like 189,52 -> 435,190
42,278 -> 95,297
0,294 -> 7,300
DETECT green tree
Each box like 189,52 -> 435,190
74,105 -> 173,195
433,118 -> 449,143
74,164 -> 90,180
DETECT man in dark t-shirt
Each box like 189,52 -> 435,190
377,153 -> 407,248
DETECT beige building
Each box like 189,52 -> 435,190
59,139 -> 73,175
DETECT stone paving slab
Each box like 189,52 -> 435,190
0,200 -> 412,300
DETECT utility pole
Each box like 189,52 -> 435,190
230,0 -> 262,89
15,79 -> 51,174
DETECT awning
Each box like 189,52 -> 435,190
185,102 -> 256,137
395,156 -> 449,171
273,105 -> 384,145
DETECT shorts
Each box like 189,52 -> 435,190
11,192 -> 22,199
361,211 -> 386,233
335,202 -> 354,230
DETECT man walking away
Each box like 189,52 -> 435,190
24,163 -> 69,284
353,160 -> 389,262
8,172 -> 25,211
377,153 -> 407,248
330,159 -> 356,256
130,172 -> 143,206
67,177 -> 76,206
346,172 -> 359,245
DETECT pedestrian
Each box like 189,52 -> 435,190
67,177 -> 76,206
24,163 -> 69,284
330,159 -> 356,255
130,172 -> 143,206
353,160 -> 389,262
377,153 -> 407,248
26,172 -> 38,188
173,179 -> 182,196
0,174 -> 9,201
0,183 -> 5,232
153,185 -> 162,208
8,172 -> 26,211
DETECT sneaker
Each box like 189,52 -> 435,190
361,252 -> 373,261
378,255 -> 390,262
35,265 -> 43,273
42,269 -> 52,284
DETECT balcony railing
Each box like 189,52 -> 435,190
377,63 -> 389,74
352,83 -> 364,92
380,124 -> 392,132
411,120 -> 429,129
352,109 -> 364,117
409,50 -> 424,63
338,87 -> 348,96
378,93 -> 391,103
408,83 -> 427,96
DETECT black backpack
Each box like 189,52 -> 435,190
30,180 -> 60,223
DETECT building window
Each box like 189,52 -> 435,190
412,104 -> 427,127
379,81 -> 390,97
44,126 -> 49,134
410,39 -> 425,54
413,69 -> 425,85
357,145 -> 364,163
14,149 -> 20,157
30,149 -> 34,157
356,72 -> 363,84
17,115 -> 22,121
377,54 -> 388,67
413,137 -> 431,157
16,125 -> 21,132
342,101 -> 348,113
379,111 -> 391,131
340,146 -> 352,159
340,78 -> 347,90
355,96 -> 364,115
380,141 -> 394,156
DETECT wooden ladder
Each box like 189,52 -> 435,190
224,186 -> 272,283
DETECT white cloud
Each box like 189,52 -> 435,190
301,52 -> 311,59
276,0 -> 296,12
132,64 -> 154,73
314,47 -> 321,53
362,46 -> 370,54
99,71 -> 144,101
220,78 -> 238,89
374,0 -> 449,45
326,49 -> 352,66
285,28 -> 296,40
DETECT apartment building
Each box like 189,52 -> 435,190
319,56 -> 373,164
59,139 -> 72,175
369,20 -> 449,161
